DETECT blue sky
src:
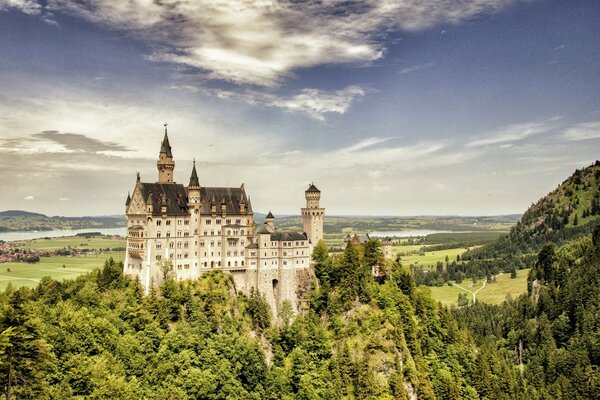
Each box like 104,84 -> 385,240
0,0 -> 598,216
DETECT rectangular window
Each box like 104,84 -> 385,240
206,219 -> 211,225
216,219 -> 221,224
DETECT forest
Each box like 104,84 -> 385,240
1,224 -> 598,399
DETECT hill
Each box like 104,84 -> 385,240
0,210 -> 48,218
0,210 -> 126,232
464,160 -> 600,260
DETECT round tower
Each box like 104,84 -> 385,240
157,123 -> 175,183
301,183 -> 325,245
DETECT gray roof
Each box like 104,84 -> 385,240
189,160 -> 200,187
139,182 -> 189,216
245,243 -> 259,249
306,183 -> 320,193
195,186 -> 252,215
257,225 -> 271,234
270,231 -> 307,241
160,131 -> 173,158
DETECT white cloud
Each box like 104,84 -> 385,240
194,85 -> 366,120
59,197 -> 70,201
271,86 -> 366,121
24,195 -> 34,200
400,61 -> 435,74
0,0 -> 40,15
562,121 -> 600,141
36,0 -> 517,87
466,121 -> 553,147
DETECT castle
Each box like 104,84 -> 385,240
123,127 -> 324,314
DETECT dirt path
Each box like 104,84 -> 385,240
451,278 -> 488,303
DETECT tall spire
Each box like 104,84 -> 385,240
160,123 -> 173,158
189,158 -> 200,187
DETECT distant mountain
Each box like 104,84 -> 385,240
0,210 -> 126,232
465,160 -> 600,259
0,210 -> 48,218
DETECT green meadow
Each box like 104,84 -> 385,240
18,235 -> 125,251
427,268 -> 530,307
398,246 -> 480,267
0,253 -> 125,290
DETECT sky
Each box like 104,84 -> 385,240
0,0 -> 598,217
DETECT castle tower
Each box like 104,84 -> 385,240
157,123 -> 175,183
301,183 -> 325,245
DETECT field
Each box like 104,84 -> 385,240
18,235 -> 125,251
0,253 -> 125,290
397,246 -> 480,267
427,268 -> 530,307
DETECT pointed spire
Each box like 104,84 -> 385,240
125,192 -> 131,206
160,123 -> 173,158
266,211 -> 275,219
189,158 -> 200,187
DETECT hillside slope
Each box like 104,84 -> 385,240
465,161 -> 600,259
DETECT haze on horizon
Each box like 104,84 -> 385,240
0,0 -> 598,217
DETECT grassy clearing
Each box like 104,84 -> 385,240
399,246 -> 479,267
427,268 -> 530,307
17,235 -> 125,251
423,231 -> 507,244
0,253 -> 125,290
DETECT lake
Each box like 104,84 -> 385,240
0,227 -> 126,242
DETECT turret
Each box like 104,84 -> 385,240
146,192 -> 154,214
157,123 -> 175,183
265,211 -> 275,232
239,184 -> 246,213
305,183 -> 321,208
301,183 -> 325,245
188,159 -> 201,205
